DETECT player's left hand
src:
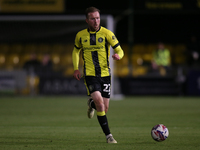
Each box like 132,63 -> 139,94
112,54 -> 120,60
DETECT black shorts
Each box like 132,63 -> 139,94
84,76 -> 111,98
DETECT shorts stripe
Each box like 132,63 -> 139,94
84,77 -> 90,96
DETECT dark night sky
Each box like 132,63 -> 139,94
1,0 -> 200,44
65,0 -> 200,44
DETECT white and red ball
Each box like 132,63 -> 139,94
151,124 -> 169,142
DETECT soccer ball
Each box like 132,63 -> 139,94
151,124 -> 169,142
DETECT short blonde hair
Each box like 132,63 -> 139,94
85,7 -> 100,18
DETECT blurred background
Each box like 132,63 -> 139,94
0,0 -> 200,96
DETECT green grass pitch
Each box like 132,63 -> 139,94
0,96 -> 200,150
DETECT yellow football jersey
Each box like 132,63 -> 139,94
72,26 -> 124,77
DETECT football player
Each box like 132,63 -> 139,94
72,7 -> 124,143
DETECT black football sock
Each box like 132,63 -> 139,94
97,111 -> 111,136
89,99 -> 96,110
91,100 -> 96,110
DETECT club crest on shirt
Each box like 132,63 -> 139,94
98,37 -> 103,43
112,36 -> 116,41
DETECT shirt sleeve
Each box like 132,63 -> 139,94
113,45 -> 124,59
107,30 -> 124,59
72,33 -> 82,70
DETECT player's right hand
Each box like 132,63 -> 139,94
73,70 -> 81,80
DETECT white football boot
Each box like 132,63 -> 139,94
87,98 -> 95,119
107,135 -> 117,143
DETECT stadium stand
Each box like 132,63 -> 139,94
0,43 -> 187,76
0,43 -> 188,95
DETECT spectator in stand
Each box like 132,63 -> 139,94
23,53 -> 41,75
151,42 -> 171,76
187,35 -> 200,67
38,53 -> 53,77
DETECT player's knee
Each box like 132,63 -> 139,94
91,91 -> 101,99
93,96 -> 103,105
91,91 -> 106,111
